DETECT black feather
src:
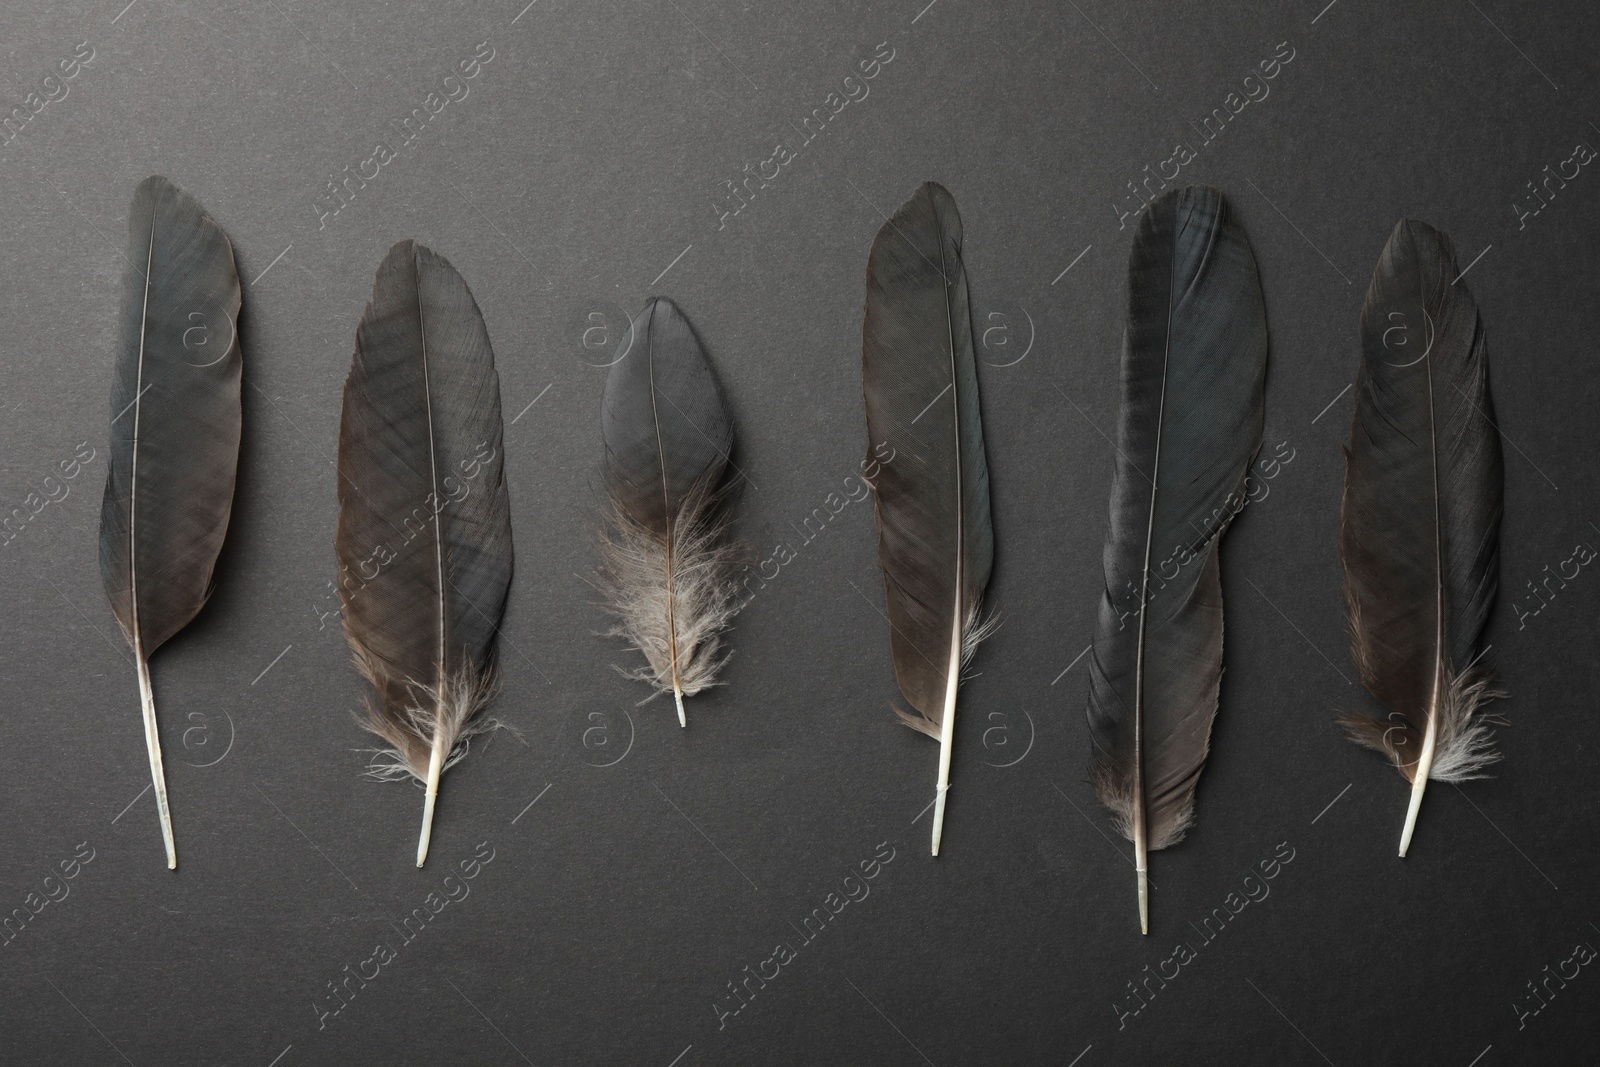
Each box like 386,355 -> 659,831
596,297 -> 740,725
1085,186 -> 1267,928
1340,218 -> 1504,856
336,239 -> 513,865
99,175 -> 243,869
862,181 -> 995,855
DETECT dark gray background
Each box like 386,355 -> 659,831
2,0 -> 1597,1064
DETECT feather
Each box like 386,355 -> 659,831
1340,219 -> 1504,858
595,296 -> 741,727
336,239 -> 513,867
861,181 -> 996,857
99,176 -> 243,870
1085,186 -> 1267,932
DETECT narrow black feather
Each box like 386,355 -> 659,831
99,175 -> 243,868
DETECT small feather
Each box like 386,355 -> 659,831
596,297 -> 741,723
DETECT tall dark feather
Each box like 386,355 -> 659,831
336,239 -> 513,867
862,181 -> 995,857
1340,219 -> 1503,857
99,175 -> 242,870
1086,186 -> 1267,932
596,296 -> 740,727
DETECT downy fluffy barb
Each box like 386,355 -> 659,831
597,297 -> 741,724
597,478 -> 741,700
356,654 -> 501,782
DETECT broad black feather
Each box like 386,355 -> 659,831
1086,186 -> 1267,852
